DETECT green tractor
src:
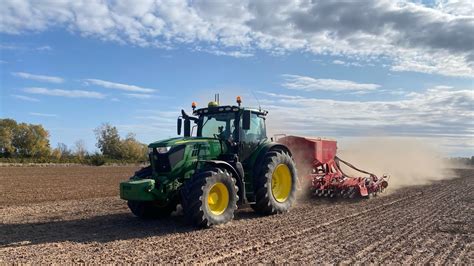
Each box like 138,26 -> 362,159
120,96 -> 298,227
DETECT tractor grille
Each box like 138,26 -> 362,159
152,145 -> 185,173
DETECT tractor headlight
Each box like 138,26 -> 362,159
156,146 -> 171,154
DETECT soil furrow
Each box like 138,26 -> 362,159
368,181 -> 465,264
303,184 -> 452,263
220,196 -> 411,264
298,178 -> 462,264
0,167 -> 471,263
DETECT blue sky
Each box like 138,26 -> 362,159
0,0 -> 473,156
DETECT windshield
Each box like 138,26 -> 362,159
199,112 -> 237,140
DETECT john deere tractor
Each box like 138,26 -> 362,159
120,96 -> 298,227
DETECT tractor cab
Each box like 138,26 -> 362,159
178,96 -> 268,162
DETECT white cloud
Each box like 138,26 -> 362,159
1,0 -> 472,77
332,60 -> 363,67
260,86 -> 474,143
1,43 -> 53,52
0,44 -> 20,50
256,91 -> 304,100
260,86 -> 474,156
378,88 -> 408,96
12,72 -> 64,83
282,74 -> 380,92
435,0 -> 473,16
24,87 -> 105,99
195,47 -> 254,58
129,111 -> 188,138
84,78 -> 156,93
124,93 -> 153,99
36,45 -> 52,51
29,112 -> 58,117
11,94 -> 40,102
208,49 -> 254,58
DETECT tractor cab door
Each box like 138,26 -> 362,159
239,112 -> 267,162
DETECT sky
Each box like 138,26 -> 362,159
0,0 -> 473,156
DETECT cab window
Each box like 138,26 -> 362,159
241,113 -> 266,143
199,112 -> 237,141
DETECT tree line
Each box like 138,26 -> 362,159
0,118 -> 148,165
448,157 -> 474,167
1,118 -> 473,167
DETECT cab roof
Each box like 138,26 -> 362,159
193,105 -> 268,116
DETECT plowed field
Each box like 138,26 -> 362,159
1,166 -> 472,264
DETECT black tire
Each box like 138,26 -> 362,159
249,203 -> 258,211
181,168 -> 238,228
127,166 -> 173,219
253,151 -> 297,215
127,199 -> 177,219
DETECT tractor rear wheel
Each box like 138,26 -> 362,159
252,151 -> 297,215
181,168 -> 238,228
127,200 -> 177,219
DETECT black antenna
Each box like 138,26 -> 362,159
251,90 -> 261,111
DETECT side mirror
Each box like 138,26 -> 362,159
177,118 -> 182,135
242,110 -> 251,130
184,119 -> 191,137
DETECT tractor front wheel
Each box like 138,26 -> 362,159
127,200 -> 177,219
252,151 -> 297,215
181,168 -> 238,228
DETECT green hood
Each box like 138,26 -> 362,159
148,137 -> 221,148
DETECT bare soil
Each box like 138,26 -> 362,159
0,166 -> 137,205
1,167 -> 472,264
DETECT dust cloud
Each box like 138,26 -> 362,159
337,138 -> 455,190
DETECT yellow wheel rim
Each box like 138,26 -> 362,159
207,182 -> 229,215
271,164 -> 292,202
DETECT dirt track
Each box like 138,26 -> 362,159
1,167 -> 473,263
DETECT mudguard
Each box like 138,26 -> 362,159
251,143 -> 293,182
201,160 -> 246,204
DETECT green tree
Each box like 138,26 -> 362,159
51,148 -> 62,160
11,122 -> 50,157
52,143 -> 71,159
94,123 -> 122,159
121,133 -> 148,161
57,143 -> 71,157
0,119 -> 16,157
74,139 -> 88,159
